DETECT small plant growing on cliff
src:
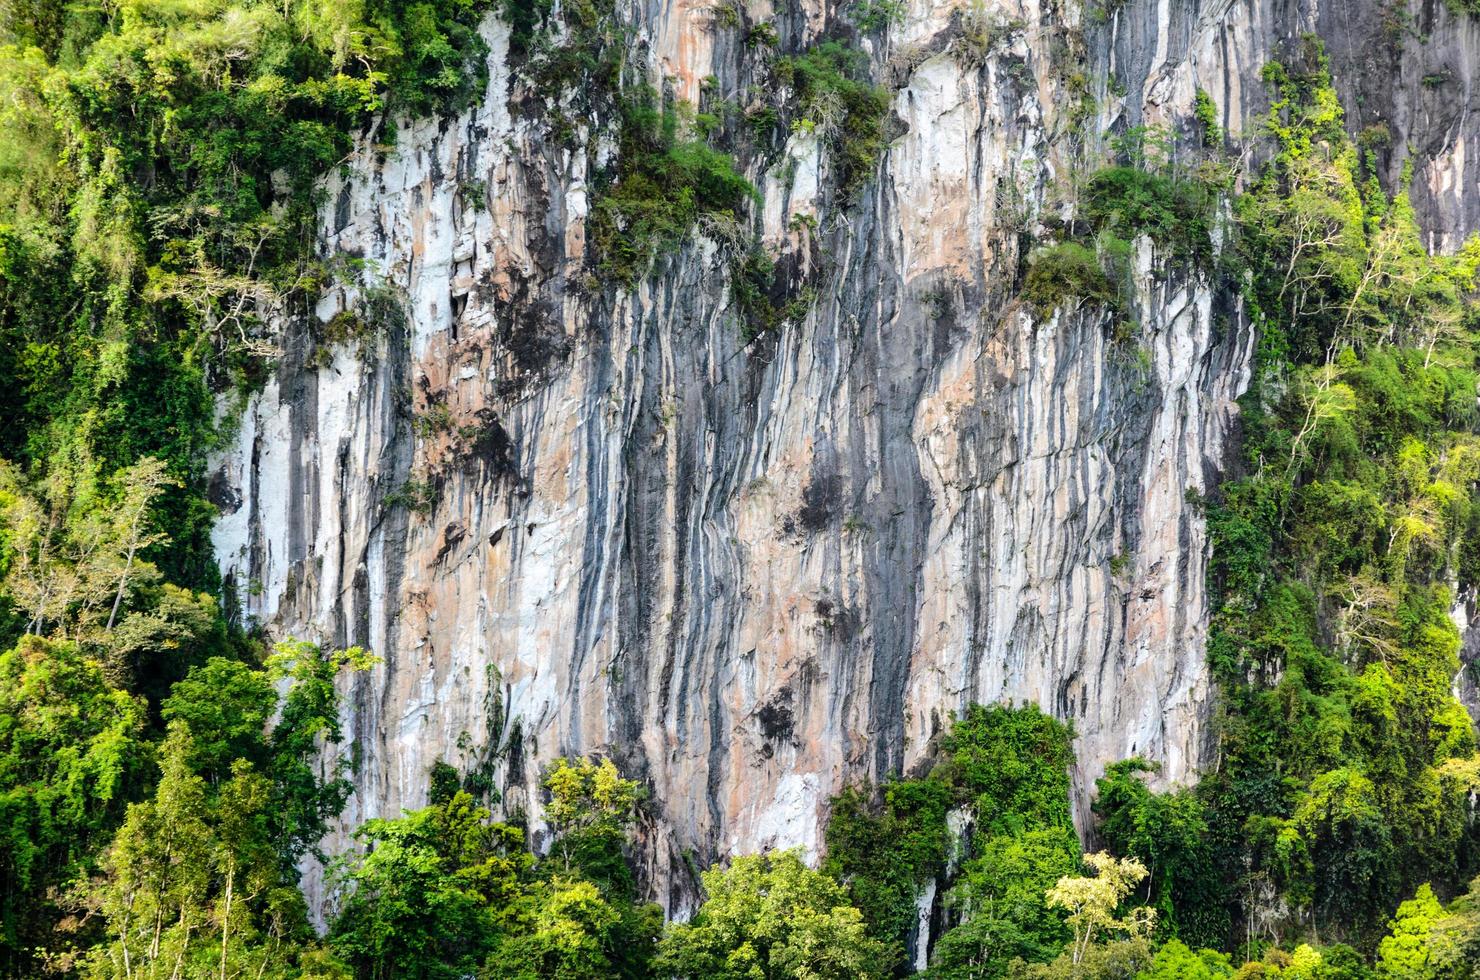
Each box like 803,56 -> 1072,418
1086,0 -> 1128,24
771,42 -> 892,200
745,19 -> 779,47
1022,242 -> 1119,319
1193,88 -> 1222,148
954,8 -> 1025,70
413,404 -> 455,438
712,0 -> 741,30
922,283 -> 954,321
588,88 -> 758,284
852,0 -> 905,32
1081,166 -> 1215,267
731,249 -> 817,340
384,479 -> 437,515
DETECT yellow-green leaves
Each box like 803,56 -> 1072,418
657,850 -> 891,980
541,755 -> 642,889
1044,852 -> 1154,965
0,454 -> 177,640
1376,884 -> 1445,980
543,756 -> 639,838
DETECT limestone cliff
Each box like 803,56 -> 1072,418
207,0 -> 1480,923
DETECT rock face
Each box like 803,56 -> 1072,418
207,0 -> 1480,918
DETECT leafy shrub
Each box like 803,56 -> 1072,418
1022,242 -> 1119,318
0,637 -> 146,963
588,89 -> 757,284
731,249 -> 816,340
1081,166 -> 1215,266
853,0 -> 906,32
772,42 -> 891,199
1194,88 -> 1222,148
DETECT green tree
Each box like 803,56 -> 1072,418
1007,938 -> 1154,980
1376,884 -> 1444,979
82,723 -> 339,979
531,756 -> 662,978
1426,875 -> 1480,978
657,849 -> 891,980
826,703 -> 1079,972
935,704 -> 1077,835
542,756 -> 641,895
1044,852 -> 1156,966
929,829 -> 1080,978
1291,768 -> 1395,929
330,789 -> 530,980
332,753 -> 660,980
264,640 -> 377,875
0,635 -> 146,969
1134,939 -> 1234,979
824,778 -> 951,966
161,656 -> 276,780
481,876 -> 654,980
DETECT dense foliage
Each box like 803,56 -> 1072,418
824,703 -> 1081,976
769,41 -> 891,200
1021,146 -> 1218,329
0,0 -> 495,596
0,0 -> 494,972
587,89 -> 758,285
1196,39 -> 1480,948
657,849 -> 891,980
0,636 -> 145,961
77,641 -> 371,978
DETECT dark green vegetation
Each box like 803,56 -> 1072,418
824,703 -> 1080,976
587,89 -> 757,285
1022,140 -> 1218,331
1198,39 -> 1480,948
0,0 -> 495,598
731,248 -> 819,341
769,42 -> 892,200
0,1 -> 497,969
1080,166 -> 1216,268
1022,242 -> 1119,319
